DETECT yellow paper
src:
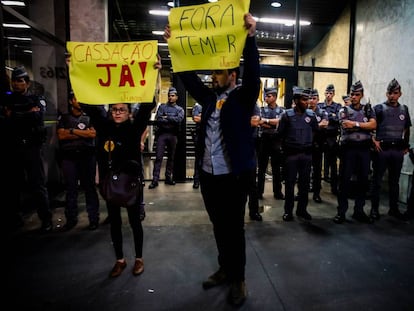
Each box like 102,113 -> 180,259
168,0 -> 250,72
67,41 -> 159,104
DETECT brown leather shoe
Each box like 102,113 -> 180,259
202,268 -> 228,289
133,258 -> 144,276
227,281 -> 247,306
110,260 -> 127,277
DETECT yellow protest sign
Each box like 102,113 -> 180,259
168,0 -> 250,72
67,41 -> 158,104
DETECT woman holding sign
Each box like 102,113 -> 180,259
83,59 -> 161,278
165,12 -> 259,307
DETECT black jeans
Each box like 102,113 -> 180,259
200,170 -> 249,282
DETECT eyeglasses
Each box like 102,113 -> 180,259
111,107 -> 128,114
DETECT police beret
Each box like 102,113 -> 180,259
311,88 -> 319,96
387,78 -> 401,92
12,65 -> 29,80
350,80 -> 364,92
293,86 -> 311,98
325,84 -> 335,92
168,87 -> 178,95
264,87 -> 277,95
342,95 -> 350,101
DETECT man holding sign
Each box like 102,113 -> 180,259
165,7 -> 259,306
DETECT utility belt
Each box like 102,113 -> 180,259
284,146 -> 312,156
380,140 -> 406,150
340,140 -> 371,149
261,132 -> 281,139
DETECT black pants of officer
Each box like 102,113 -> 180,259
284,151 -> 312,215
10,143 -> 52,225
257,135 -> 284,197
152,132 -> 177,182
337,146 -> 371,216
371,148 -> 404,212
311,146 -> 323,196
61,152 -> 100,224
323,137 -> 339,193
200,170 -> 248,282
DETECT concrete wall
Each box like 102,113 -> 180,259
300,4 -> 351,101
69,0 -> 107,41
354,0 -> 414,176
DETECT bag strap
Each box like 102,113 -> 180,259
108,137 -> 113,169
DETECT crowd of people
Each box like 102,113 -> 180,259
2,9 -> 413,308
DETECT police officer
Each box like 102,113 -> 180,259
318,84 -> 341,194
191,102 -> 202,189
308,89 -> 329,203
334,81 -> 377,224
149,87 -> 184,188
4,66 -> 52,232
248,102 -> 263,221
370,79 -> 411,220
257,87 -> 285,200
278,87 -> 318,221
57,92 -> 100,230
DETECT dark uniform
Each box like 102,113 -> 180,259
317,85 -> 341,195
57,98 -> 100,230
248,103 -> 262,221
406,148 -> 414,219
191,103 -> 202,188
310,90 -> 329,202
257,88 -> 285,200
4,66 -> 52,231
371,79 -> 411,220
278,87 -> 318,221
149,87 -> 184,188
334,80 -> 376,224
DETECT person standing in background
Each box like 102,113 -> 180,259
57,92 -> 100,231
149,87 -> 184,189
257,87 -> 285,200
278,87 -> 318,221
318,84 -> 341,195
3,66 -> 53,232
191,102 -> 202,189
248,103 -> 263,221
308,89 -> 329,203
370,79 -> 411,220
334,81 -> 376,224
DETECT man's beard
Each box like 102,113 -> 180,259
214,83 -> 230,95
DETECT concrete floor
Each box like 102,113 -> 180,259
7,176 -> 414,311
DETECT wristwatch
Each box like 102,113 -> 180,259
355,122 -> 360,128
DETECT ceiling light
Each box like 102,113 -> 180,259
208,0 -> 219,2
5,36 -> 32,41
258,48 -> 289,53
271,2 -> 282,8
152,30 -> 165,35
3,23 -> 30,28
167,2 -> 174,7
1,1 -> 26,6
149,10 -> 170,16
258,18 -> 311,26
